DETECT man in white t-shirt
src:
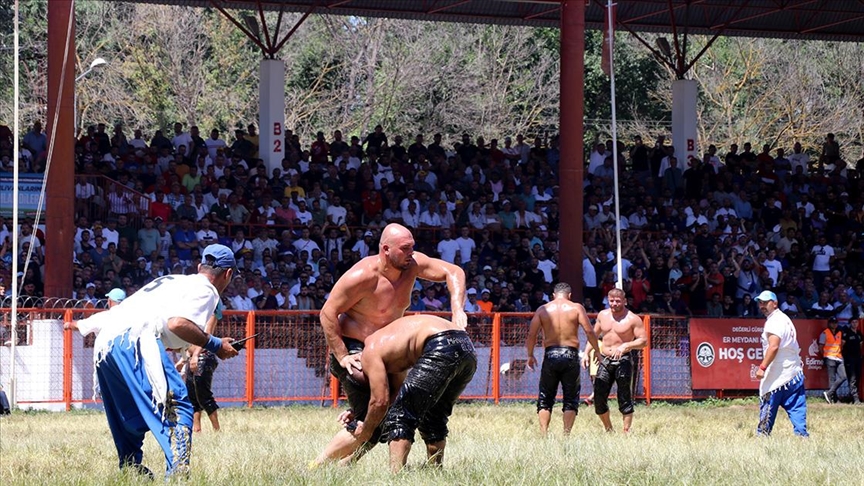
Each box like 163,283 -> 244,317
761,250 -> 783,287
787,142 -> 809,173
204,129 -> 226,161
171,122 -> 192,154
64,245 -> 240,477
754,291 -> 808,437
455,226 -> 476,265
436,229 -> 460,264
326,196 -> 348,226
810,234 -> 834,284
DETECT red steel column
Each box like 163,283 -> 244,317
559,0 -> 586,299
46,1 -> 75,298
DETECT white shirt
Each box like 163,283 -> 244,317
583,257 -> 597,287
275,292 -> 297,309
231,294 -> 255,311
352,239 -> 371,258
588,150 -> 607,174
326,205 -> 348,225
436,239 -> 460,264
205,137 -> 227,160
762,259 -> 783,286
295,209 -> 313,226
91,274 -> 219,409
788,152 -> 810,173
172,132 -> 192,153
455,236 -> 476,264
811,245 -> 834,271
537,259 -> 557,283
760,308 -> 803,396
419,210 -> 441,227
402,209 -> 420,228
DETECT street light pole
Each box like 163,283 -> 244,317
74,57 -> 107,134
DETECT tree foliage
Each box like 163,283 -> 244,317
0,2 -> 861,158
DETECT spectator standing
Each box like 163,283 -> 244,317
820,317 -> 847,404
842,318 -> 862,404
436,229 -> 459,264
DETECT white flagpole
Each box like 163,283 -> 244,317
10,0 -> 20,408
607,0 -> 623,289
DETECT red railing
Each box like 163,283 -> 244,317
0,308 -> 689,411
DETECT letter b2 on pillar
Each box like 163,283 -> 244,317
259,59 -> 286,176
672,79 -> 698,164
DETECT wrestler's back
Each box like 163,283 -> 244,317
538,300 -> 583,348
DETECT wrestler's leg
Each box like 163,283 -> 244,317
426,440 -> 446,466
593,362 -> 615,432
390,439 -> 412,473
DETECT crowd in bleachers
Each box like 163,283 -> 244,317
1,120 -> 864,324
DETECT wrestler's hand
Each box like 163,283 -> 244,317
64,320 -> 78,331
215,337 -> 240,360
340,353 -> 362,372
338,409 -> 355,427
351,421 -> 372,442
527,356 -> 537,371
755,369 -> 765,380
189,355 -> 199,373
611,344 -> 627,360
452,310 -> 468,330
581,354 -> 590,369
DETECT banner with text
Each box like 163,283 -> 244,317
690,318 -> 828,390
0,174 -> 46,218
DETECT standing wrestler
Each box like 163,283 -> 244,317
525,282 -> 600,435
315,223 -> 467,464
582,288 -> 646,432
347,314 -> 477,473
185,300 -> 224,432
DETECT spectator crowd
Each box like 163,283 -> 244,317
2,120 -> 864,329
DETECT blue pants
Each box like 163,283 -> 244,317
96,333 -> 193,477
757,373 -> 808,437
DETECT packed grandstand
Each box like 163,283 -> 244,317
2,122 -> 863,324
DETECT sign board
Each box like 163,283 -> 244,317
0,174 -> 46,218
690,318 -> 828,390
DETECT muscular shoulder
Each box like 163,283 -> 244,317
337,257 -> 381,290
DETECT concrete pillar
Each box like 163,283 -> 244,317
672,79 -> 699,166
259,60 -> 286,176
559,0 -> 586,299
45,0 -> 75,298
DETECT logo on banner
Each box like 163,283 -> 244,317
696,342 -> 715,367
749,364 -> 759,380
808,339 -> 819,356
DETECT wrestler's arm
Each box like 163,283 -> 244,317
320,267 -> 369,365
166,317 -> 237,360
526,310 -> 542,370
189,313 -> 219,372
577,304 -> 601,362
353,347 -> 389,442
624,313 -> 648,352
584,311 -> 604,354
414,252 -> 468,329
756,334 -> 781,379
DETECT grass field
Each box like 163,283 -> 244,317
1,400 -> 863,485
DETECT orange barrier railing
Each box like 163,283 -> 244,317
0,308 -> 696,410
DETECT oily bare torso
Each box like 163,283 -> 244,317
539,301 -> 583,349
373,315 -> 456,373
340,260 -> 418,342
597,309 -> 638,355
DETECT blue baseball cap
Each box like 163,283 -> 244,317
755,290 -> 777,302
201,244 -> 237,270
105,288 -> 126,302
